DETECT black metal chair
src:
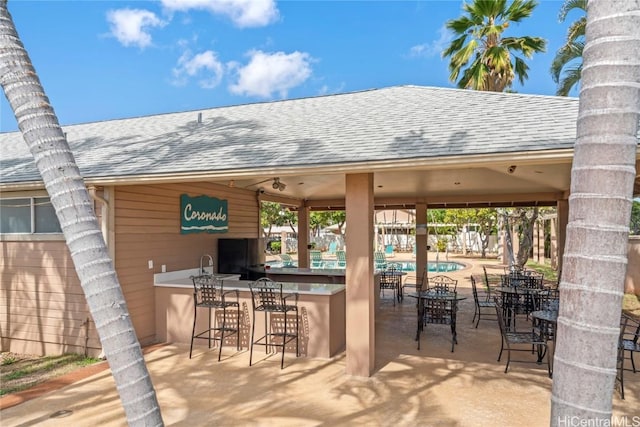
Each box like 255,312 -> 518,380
617,315 -> 630,399
493,297 -> 550,377
379,263 -> 402,305
189,275 -> 240,361
470,275 -> 496,328
249,278 -> 299,369
417,290 -> 460,352
428,275 -> 457,293
621,313 -> 640,375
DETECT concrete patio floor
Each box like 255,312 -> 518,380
1,256 -> 637,426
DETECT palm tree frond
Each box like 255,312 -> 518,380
446,16 -> 477,35
504,0 -> 538,22
559,0 -> 586,22
556,66 -> 582,96
502,36 -> 547,56
513,56 -> 529,85
550,41 -> 583,82
443,35 -> 468,58
566,17 -> 586,42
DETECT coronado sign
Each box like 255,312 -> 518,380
180,194 -> 228,234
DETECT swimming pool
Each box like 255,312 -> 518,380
266,260 -> 465,272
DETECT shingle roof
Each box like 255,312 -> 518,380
0,85 -> 580,185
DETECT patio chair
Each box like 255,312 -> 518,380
428,275 -> 457,293
621,313 -> 640,374
189,275 -> 240,361
310,250 -> 324,268
336,250 -> 346,268
249,278 -> 299,369
402,264 -> 427,298
279,253 -> 295,267
379,263 -> 402,306
418,290 -> 460,352
493,297 -> 550,377
470,275 -> 496,328
374,251 -> 387,270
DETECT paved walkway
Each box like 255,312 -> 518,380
1,256 -> 637,426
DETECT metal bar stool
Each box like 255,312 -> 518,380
249,278 -> 299,369
189,275 -> 240,361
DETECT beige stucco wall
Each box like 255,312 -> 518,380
626,237 -> 640,296
1,182 -> 260,357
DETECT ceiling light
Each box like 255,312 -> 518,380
272,177 -> 286,191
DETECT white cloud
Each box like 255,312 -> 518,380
161,0 -> 279,28
409,25 -> 453,58
318,82 -> 345,96
106,8 -> 167,49
229,50 -> 313,98
172,50 -> 224,89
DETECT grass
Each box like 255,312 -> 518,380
0,353 -> 101,396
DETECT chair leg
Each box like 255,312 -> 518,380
504,348 -> 511,373
218,306 -> 225,362
296,310 -> 300,357
189,305 -> 197,359
631,351 -> 636,373
264,311 -> 269,354
236,306 -> 241,351
249,309 -> 256,366
281,311 -> 287,369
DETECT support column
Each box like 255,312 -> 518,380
345,173 -> 375,376
297,205 -> 310,268
415,203 -> 427,282
556,199 -> 569,272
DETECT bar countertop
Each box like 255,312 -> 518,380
154,269 -> 345,296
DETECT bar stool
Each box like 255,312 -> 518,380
249,278 -> 299,369
189,275 -> 240,361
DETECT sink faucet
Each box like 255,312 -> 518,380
199,254 -> 214,275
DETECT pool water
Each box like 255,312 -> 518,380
266,260 -> 464,272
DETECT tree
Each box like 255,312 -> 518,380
550,0 -> 640,423
0,3 -> 163,425
550,0 -> 586,96
443,0 -> 547,92
260,201 -> 296,238
630,200 -> 640,235
513,207 -> 538,267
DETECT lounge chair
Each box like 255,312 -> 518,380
327,241 -> 338,256
374,251 -> 387,270
310,250 -> 324,268
385,244 -> 395,258
336,250 -> 346,268
279,253 -> 295,267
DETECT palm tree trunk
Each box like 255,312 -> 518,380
551,0 -> 640,424
0,3 -> 163,425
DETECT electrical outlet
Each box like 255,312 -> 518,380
161,265 -> 166,273
148,260 -> 153,269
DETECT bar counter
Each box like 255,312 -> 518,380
154,270 -> 346,359
249,266 -> 346,284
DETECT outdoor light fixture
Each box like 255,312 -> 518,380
272,177 -> 286,191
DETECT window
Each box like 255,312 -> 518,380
0,197 -> 62,234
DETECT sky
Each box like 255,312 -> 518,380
0,0 -> 582,133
